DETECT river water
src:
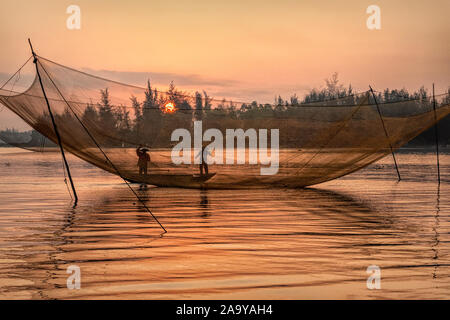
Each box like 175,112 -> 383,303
0,148 -> 448,299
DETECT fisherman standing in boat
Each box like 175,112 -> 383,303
195,144 -> 212,176
136,145 -> 151,176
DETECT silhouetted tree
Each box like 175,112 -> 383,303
98,88 -> 116,133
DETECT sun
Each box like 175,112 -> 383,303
162,102 -> 176,114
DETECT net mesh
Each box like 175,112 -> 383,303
0,55 -> 449,188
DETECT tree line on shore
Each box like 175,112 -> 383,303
1,73 -> 449,148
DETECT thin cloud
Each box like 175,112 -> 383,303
81,68 -> 239,88
209,84 -> 313,104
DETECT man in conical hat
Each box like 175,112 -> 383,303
195,142 -> 212,176
136,145 -> 151,176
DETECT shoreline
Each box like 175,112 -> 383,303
1,145 -> 449,153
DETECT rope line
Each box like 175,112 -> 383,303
432,84 -> 441,185
38,59 -> 167,233
60,155 -> 74,201
0,56 -> 32,90
369,86 -> 401,181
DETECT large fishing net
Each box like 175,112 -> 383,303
0,55 -> 449,188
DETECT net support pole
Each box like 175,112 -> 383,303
36,58 -> 166,233
28,39 -> 78,205
369,86 -> 401,181
432,83 -> 441,185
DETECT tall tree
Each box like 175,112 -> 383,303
194,91 -> 203,120
98,88 -> 116,133
141,80 -> 162,146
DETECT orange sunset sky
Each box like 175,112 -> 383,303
0,0 -> 449,128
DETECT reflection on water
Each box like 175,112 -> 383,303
432,186 -> 440,280
0,149 -> 448,299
